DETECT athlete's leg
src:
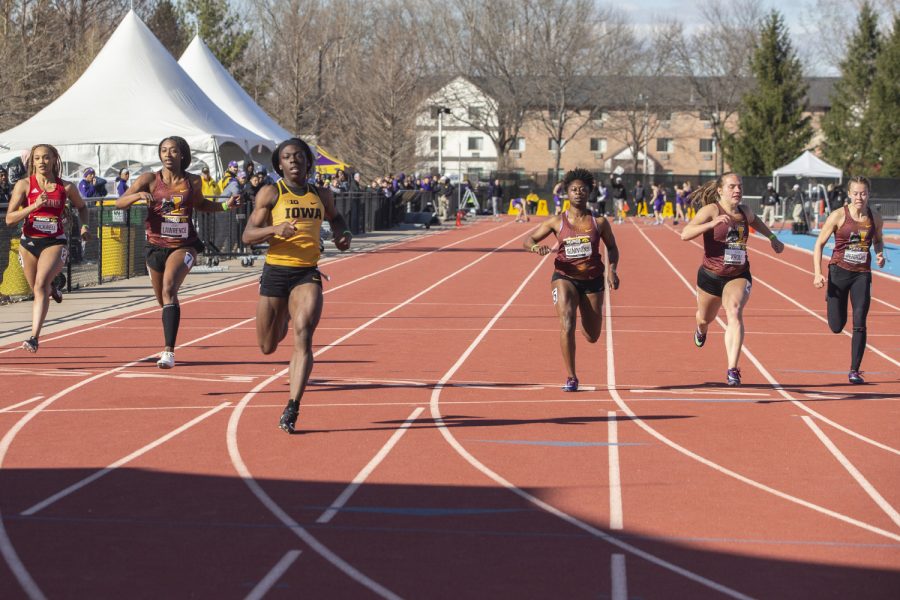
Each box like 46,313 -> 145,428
847,272 -> 871,372
256,295 -> 290,355
825,266 -> 851,334
721,277 -> 751,369
158,248 -> 196,352
695,288 -> 721,339
553,278 -> 580,379
24,245 -> 65,341
578,291 -> 603,344
287,282 -> 323,403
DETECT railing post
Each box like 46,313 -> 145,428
97,200 -> 103,285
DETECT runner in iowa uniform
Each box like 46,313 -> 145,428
242,137 -> 351,433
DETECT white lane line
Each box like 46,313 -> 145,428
608,411 -> 624,530
428,251 -> 753,599
227,228 -> 525,600
0,397 -> 44,414
800,416 -> 900,528
611,554 -> 628,600
21,402 -> 231,516
244,549 -> 303,600
640,224 -> 900,456
769,229 -> 900,284
620,227 -> 900,542
115,373 -> 258,383
630,389 -> 770,397
317,407 -> 424,524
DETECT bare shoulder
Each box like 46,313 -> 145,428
254,183 -> 278,209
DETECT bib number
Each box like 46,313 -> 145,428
724,247 -> 746,265
33,217 -> 58,234
563,236 -> 591,259
844,249 -> 867,264
161,219 -> 189,239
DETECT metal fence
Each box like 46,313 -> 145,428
0,190 -> 408,299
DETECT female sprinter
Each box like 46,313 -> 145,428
524,168 -> 620,392
116,136 -> 237,368
242,138 -> 352,434
812,176 -> 885,384
4,144 -> 90,352
681,173 -> 784,386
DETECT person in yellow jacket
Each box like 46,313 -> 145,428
242,137 -> 352,434
200,166 -> 221,199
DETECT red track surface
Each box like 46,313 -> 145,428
0,217 -> 897,599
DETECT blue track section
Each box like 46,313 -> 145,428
767,230 -> 900,278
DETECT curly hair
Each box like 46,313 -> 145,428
563,167 -> 594,191
27,144 -> 63,180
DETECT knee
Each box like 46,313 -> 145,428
852,326 -> 866,334
582,330 -> 600,344
292,326 -> 313,349
828,322 -> 844,334
161,287 -> 179,304
723,304 -> 742,321
559,315 -> 576,335
259,342 -> 278,355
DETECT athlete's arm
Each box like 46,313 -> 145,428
4,179 -> 36,226
872,210 -> 885,268
64,182 -> 92,240
812,210 -> 841,287
320,186 -> 351,252
598,217 -> 620,290
680,203 -> 725,241
241,184 -> 294,245
116,172 -> 155,209
193,174 -> 237,212
523,216 -> 560,255
746,208 -> 783,254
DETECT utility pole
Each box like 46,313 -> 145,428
436,106 -> 451,175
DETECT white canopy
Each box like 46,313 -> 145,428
0,11 -> 270,179
772,151 -> 843,181
178,36 -> 291,161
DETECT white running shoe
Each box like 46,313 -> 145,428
156,351 -> 175,369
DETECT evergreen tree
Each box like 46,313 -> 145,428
183,0 -> 251,72
724,11 -> 812,176
869,16 -> 900,176
821,2 -> 881,174
145,0 -> 191,59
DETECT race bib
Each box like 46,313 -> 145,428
32,217 -> 58,234
844,249 -> 867,264
724,247 -> 746,265
563,236 -> 591,259
161,218 -> 189,238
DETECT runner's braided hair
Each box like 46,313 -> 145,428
563,167 -> 594,191
26,144 -> 63,180
692,172 -> 738,209
847,175 -> 870,193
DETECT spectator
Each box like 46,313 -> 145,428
200,166 -> 222,198
435,176 -> 454,220
761,181 -> 780,227
0,167 -> 10,204
243,160 -> 255,179
219,160 -> 239,190
0,167 -> 10,302
349,172 -> 362,193
632,180 -> 646,216
78,167 -> 106,199
827,183 -> 845,212
222,170 -> 244,199
611,177 -> 627,223
487,177 -> 503,218
115,169 -> 130,197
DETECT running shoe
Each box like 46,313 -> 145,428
279,400 -> 300,434
156,351 -> 175,369
50,284 -> 63,303
22,336 -> 38,353
562,377 -> 579,392
693,328 -> 706,348
726,368 -> 741,387
848,370 -> 865,385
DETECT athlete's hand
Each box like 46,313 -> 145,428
813,274 -> 825,288
33,192 -> 47,211
80,224 -> 92,242
226,194 -> 240,209
771,238 -> 784,253
711,214 -> 731,228
274,220 -> 297,238
607,270 -> 620,290
334,230 -> 351,252
534,245 -> 551,256
875,252 -> 885,268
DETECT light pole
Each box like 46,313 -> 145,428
436,106 -> 451,175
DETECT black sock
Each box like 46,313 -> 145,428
286,399 -> 300,411
162,303 -> 181,348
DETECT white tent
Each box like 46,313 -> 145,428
772,151 -> 843,184
0,11 -> 269,179
178,36 -> 291,165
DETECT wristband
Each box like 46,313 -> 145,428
342,230 -> 352,237
221,201 -> 229,211
768,233 -> 777,241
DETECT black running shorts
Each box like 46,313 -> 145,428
20,236 -> 67,259
259,263 -> 322,297
145,239 -> 205,272
697,266 -> 752,298
551,271 -> 605,296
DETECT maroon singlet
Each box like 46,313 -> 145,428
554,212 -> 604,280
701,204 -> 750,277
22,175 -> 67,239
145,172 -> 201,249
829,205 -> 874,273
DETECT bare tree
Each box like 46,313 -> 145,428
673,0 -> 763,174
800,0 -> 899,72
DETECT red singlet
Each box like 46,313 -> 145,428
554,212 -> 604,280
144,172 -> 201,249
829,205 -> 873,273
22,175 -> 67,238
702,204 -> 750,277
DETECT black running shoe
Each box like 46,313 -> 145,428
279,401 -> 300,434
22,336 -> 38,353
726,367 -> 741,387
848,370 -> 864,385
694,328 -> 706,348
50,285 -> 63,303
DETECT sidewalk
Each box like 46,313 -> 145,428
0,224 -> 442,348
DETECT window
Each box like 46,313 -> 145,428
656,138 -> 673,153
467,106 -> 482,121
548,138 -> 566,152
699,138 -> 715,153
699,170 -> 716,177
593,111 -> 609,126
509,137 -> 526,151
430,136 -> 446,151
590,138 -> 607,153
468,137 -> 483,151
